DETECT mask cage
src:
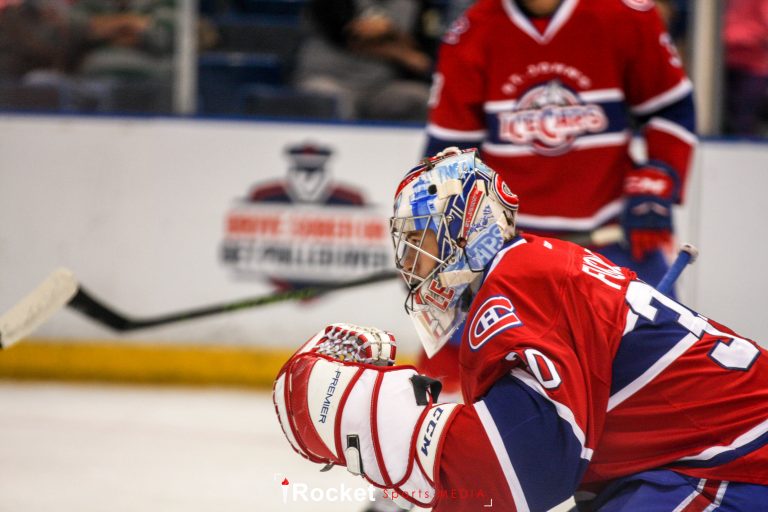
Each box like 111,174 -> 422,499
390,213 -> 455,291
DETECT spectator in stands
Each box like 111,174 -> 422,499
0,0 -> 177,83
67,0 -> 176,83
723,0 -> 768,136
0,0 -> 78,80
293,0 -> 433,121
0,0 -> 178,112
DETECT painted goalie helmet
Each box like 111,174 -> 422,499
390,148 -> 519,357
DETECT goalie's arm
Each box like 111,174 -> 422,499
434,370 -> 589,511
274,338 -> 587,510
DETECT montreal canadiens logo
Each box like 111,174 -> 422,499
493,174 -> 519,210
498,81 -> 608,156
468,296 -> 523,350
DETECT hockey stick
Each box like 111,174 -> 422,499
656,243 -> 698,295
66,270 -> 399,332
0,268 -> 79,349
0,226 -> 625,347
0,268 -> 398,346
558,224 -> 623,246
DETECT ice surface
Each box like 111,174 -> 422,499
0,382 -> 574,512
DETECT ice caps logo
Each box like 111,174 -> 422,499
468,296 -> 523,350
498,81 -> 608,156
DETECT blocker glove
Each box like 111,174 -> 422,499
620,162 -> 679,261
273,324 -> 458,509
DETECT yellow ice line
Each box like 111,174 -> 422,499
0,339 -> 295,388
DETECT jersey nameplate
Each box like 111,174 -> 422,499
582,249 -> 625,290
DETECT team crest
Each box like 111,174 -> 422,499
468,296 -> 523,350
493,174 -> 519,210
498,81 -> 608,156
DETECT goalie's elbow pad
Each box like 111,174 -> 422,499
273,352 -> 460,508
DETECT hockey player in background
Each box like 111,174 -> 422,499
424,0 -> 696,283
274,149 -> 768,511
416,0 -> 698,404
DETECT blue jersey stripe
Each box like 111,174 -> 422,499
636,93 -> 696,132
480,373 -> 588,511
582,469 -> 768,511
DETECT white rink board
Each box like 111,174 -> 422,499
0,382 -> 576,512
683,142 -> 768,342
0,115 -> 767,347
0,115 -> 424,351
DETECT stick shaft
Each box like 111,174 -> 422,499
67,270 -> 400,332
559,224 -> 623,246
656,244 -> 698,295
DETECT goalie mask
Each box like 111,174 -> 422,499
390,148 -> 519,357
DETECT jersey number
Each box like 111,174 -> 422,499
625,281 -> 759,371
525,349 -> 562,390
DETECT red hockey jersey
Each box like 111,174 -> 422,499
432,235 -> 768,511
425,0 -> 697,232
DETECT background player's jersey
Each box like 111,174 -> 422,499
426,0 -> 696,232
434,234 -> 768,511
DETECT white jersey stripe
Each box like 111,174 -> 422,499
580,88 -> 625,103
608,333 -> 699,411
515,198 -> 623,232
572,131 -> 631,149
631,78 -> 693,116
426,123 -> 487,141
676,418 -> 768,463
483,88 -> 624,114
484,99 -> 519,113
482,131 -> 630,157
475,401 -> 530,512
703,481 -> 729,512
510,368 -> 594,460
672,479 -> 707,512
647,117 -> 699,146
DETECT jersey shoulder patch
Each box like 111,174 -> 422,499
468,295 -> 523,351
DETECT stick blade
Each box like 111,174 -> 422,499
0,268 -> 79,349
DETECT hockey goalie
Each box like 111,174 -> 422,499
274,149 -> 768,511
